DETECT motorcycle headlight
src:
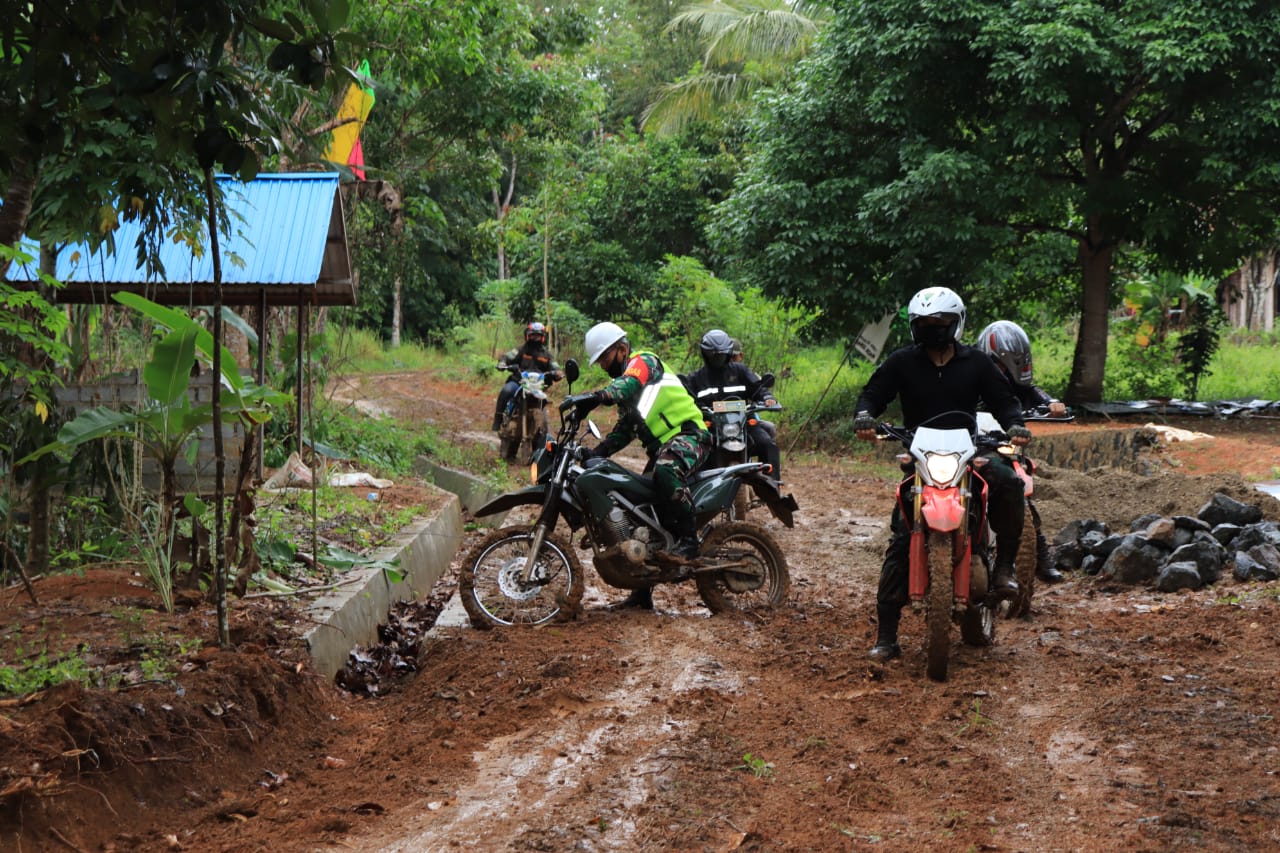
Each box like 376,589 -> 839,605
722,423 -> 742,439
924,451 -> 961,485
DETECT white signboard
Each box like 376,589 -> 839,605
853,311 -> 896,362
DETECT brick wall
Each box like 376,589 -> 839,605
52,370 -> 247,494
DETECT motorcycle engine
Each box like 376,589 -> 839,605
601,507 -> 636,546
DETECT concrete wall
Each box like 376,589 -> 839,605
1032,427 -> 1159,472
53,369 -> 245,493
302,487 -> 464,680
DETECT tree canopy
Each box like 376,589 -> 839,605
712,0 -> 1280,402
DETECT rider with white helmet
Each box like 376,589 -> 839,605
853,286 -> 1031,662
562,322 -> 713,609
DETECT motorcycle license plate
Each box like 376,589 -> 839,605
712,399 -> 747,413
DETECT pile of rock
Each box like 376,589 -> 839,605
1051,492 -> 1280,591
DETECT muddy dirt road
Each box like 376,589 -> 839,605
4,369 -> 1280,852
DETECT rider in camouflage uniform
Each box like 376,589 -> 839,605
563,322 -> 712,609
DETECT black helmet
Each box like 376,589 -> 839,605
977,320 -> 1034,386
700,329 -> 734,367
525,321 -> 546,343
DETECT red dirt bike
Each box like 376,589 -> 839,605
977,408 -> 1072,619
878,413 -> 1017,681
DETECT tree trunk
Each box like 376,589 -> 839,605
391,273 -> 402,347
1065,227 -> 1116,405
204,166 -> 229,648
0,157 -> 38,277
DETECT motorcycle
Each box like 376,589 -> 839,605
877,412 -> 1013,681
977,407 -> 1072,618
496,363 -> 552,463
459,360 -> 798,628
694,373 -> 783,519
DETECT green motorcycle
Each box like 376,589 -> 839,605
458,360 -> 797,628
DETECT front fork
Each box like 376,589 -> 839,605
521,462 -> 567,584
906,475 -> 974,605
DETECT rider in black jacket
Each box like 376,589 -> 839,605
854,287 -> 1031,663
492,322 -> 562,431
683,329 -> 783,480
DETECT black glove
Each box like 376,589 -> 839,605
559,392 -> 602,416
854,411 -> 876,433
1008,424 -> 1032,446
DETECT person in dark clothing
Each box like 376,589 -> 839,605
560,322 -> 712,610
683,329 -> 783,480
492,321 -> 562,431
976,320 -> 1068,418
976,320 -> 1067,584
853,287 -> 1032,663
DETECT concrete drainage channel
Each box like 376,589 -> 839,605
300,457 -> 509,680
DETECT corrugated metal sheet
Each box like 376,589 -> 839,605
6,172 -> 354,306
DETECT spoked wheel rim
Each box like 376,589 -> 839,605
463,530 -> 580,627
695,522 -> 790,614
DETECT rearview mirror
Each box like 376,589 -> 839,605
564,359 -> 580,385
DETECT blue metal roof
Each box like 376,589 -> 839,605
7,172 -> 354,306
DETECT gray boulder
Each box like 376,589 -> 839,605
1155,562 -> 1202,592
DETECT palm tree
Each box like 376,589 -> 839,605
641,0 -> 828,134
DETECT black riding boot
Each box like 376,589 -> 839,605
992,536 -> 1021,599
1033,530 -> 1064,583
868,604 -> 902,662
609,587 -> 654,610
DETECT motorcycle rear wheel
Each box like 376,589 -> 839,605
925,529 -> 953,682
458,525 -> 584,629
1006,502 -> 1040,619
959,603 -> 995,647
695,522 -> 789,614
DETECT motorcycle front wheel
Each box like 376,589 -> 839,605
925,529 -> 953,682
695,522 -> 789,614
458,526 -> 584,629
499,401 -> 525,462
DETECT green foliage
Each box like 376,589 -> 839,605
306,402 -> 436,479
0,648 -> 95,696
732,752 -> 775,778
0,246 -> 70,409
712,0 -> 1280,402
1177,294 -> 1228,401
1,0 -> 350,268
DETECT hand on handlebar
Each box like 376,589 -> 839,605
1008,424 -> 1033,446
559,391 -> 602,417
854,410 -> 877,441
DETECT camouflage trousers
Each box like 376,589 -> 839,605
652,429 -> 712,534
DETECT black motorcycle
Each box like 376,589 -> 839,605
693,372 -> 782,519
458,360 -> 798,627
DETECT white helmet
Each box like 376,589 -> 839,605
907,286 -> 966,345
584,321 -> 627,365
977,320 -> 1034,386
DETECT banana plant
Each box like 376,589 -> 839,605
19,294 -> 289,599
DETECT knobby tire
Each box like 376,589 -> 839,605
458,525 -> 584,629
925,529 -> 953,682
695,522 -> 789,615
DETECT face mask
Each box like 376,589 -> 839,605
916,323 -> 954,350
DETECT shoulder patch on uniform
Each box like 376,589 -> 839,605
623,356 -> 650,383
